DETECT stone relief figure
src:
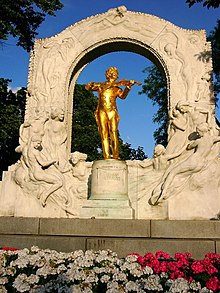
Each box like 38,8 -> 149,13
189,105 -> 211,130
68,151 -> 92,198
94,6 -> 127,31
35,38 -> 74,107
135,144 -> 184,172
166,101 -> 191,155
70,152 -> 92,180
43,108 -> 68,170
150,123 -> 220,206
27,135 -> 69,207
13,109 -> 50,188
85,67 -> 141,159
195,72 -> 212,102
160,32 -> 194,100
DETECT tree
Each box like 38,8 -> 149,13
119,140 -> 147,160
139,65 -> 168,147
0,78 -> 26,178
0,0 -> 63,51
186,0 -> 220,8
71,84 -> 102,161
72,84 -> 147,161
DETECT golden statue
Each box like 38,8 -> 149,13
85,67 -> 141,160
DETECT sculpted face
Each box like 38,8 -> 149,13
105,67 -> 118,81
154,145 -> 165,157
58,111 -> 64,121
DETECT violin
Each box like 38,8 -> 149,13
114,79 -> 142,87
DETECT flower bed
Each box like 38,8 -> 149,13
0,247 -> 220,292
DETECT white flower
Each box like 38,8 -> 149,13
142,265 -> 153,275
30,246 -> 40,253
125,280 -> 141,292
36,264 -> 57,277
112,271 -> 127,282
189,280 -> 202,291
200,288 -> 214,293
121,261 -> 143,277
143,274 -> 163,291
27,274 -> 40,285
0,285 -> 7,293
100,274 -> 111,283
0,277 -> 7,285
168,278 -> 189,292
125,254 -> 138,263
13,273 -> 30,292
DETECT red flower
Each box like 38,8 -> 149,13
155,251 -> 171,259
170,270 -> 184,280
191,260 -> 205,274
1,247 -> 17,251
206,276 -> 220,291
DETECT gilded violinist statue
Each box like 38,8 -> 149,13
85,67 -> 141,160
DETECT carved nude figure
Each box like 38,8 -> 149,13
85,67 -> 141,159
150,123 -> 220,205
195,72 -> 212,102
27,135 -> 68,207
136,144 -> 184,172
70,151 -> 92,181
166,101 -> 190,154
44,108 -> 67,169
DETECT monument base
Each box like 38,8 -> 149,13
80,199 -> 134,219
80,159 -> 134,219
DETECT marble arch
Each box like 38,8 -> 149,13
1,6 -> 219,220
26,5 -> 214,153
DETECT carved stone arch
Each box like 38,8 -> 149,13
66,38 -> 170,151
26,6 -> 214,154
2,6 -> 220,221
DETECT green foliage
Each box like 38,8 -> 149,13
0,0 -> 64,51
139,65 -> 168,147
186,0 -> 220,8
71,84 -> 102,161
0,78 -> 26,177
119,139 -> 147,160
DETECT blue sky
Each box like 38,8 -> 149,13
0,0 -> 219,157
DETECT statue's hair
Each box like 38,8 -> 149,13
105,67 -> 118,78
154,144 -> 165,152
154,144 -> 165,155
176,100 -> 190,110
71,151 -> 87,161
51,108 -> 64,119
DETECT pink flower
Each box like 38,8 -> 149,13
191,260 -> 205,274
170,270 -> 184,280
155,251 -> 171,259
206,276 -> 220,291
167,261 -> 179,272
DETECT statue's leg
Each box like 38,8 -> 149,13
40,179 -> 63,207
98,111 -> 110,159
35,172 -> 63,207
109,113 -> 119,159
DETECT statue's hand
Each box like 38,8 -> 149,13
85,82 -> 93,90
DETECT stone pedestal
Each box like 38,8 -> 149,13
80,160 -> 134,219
